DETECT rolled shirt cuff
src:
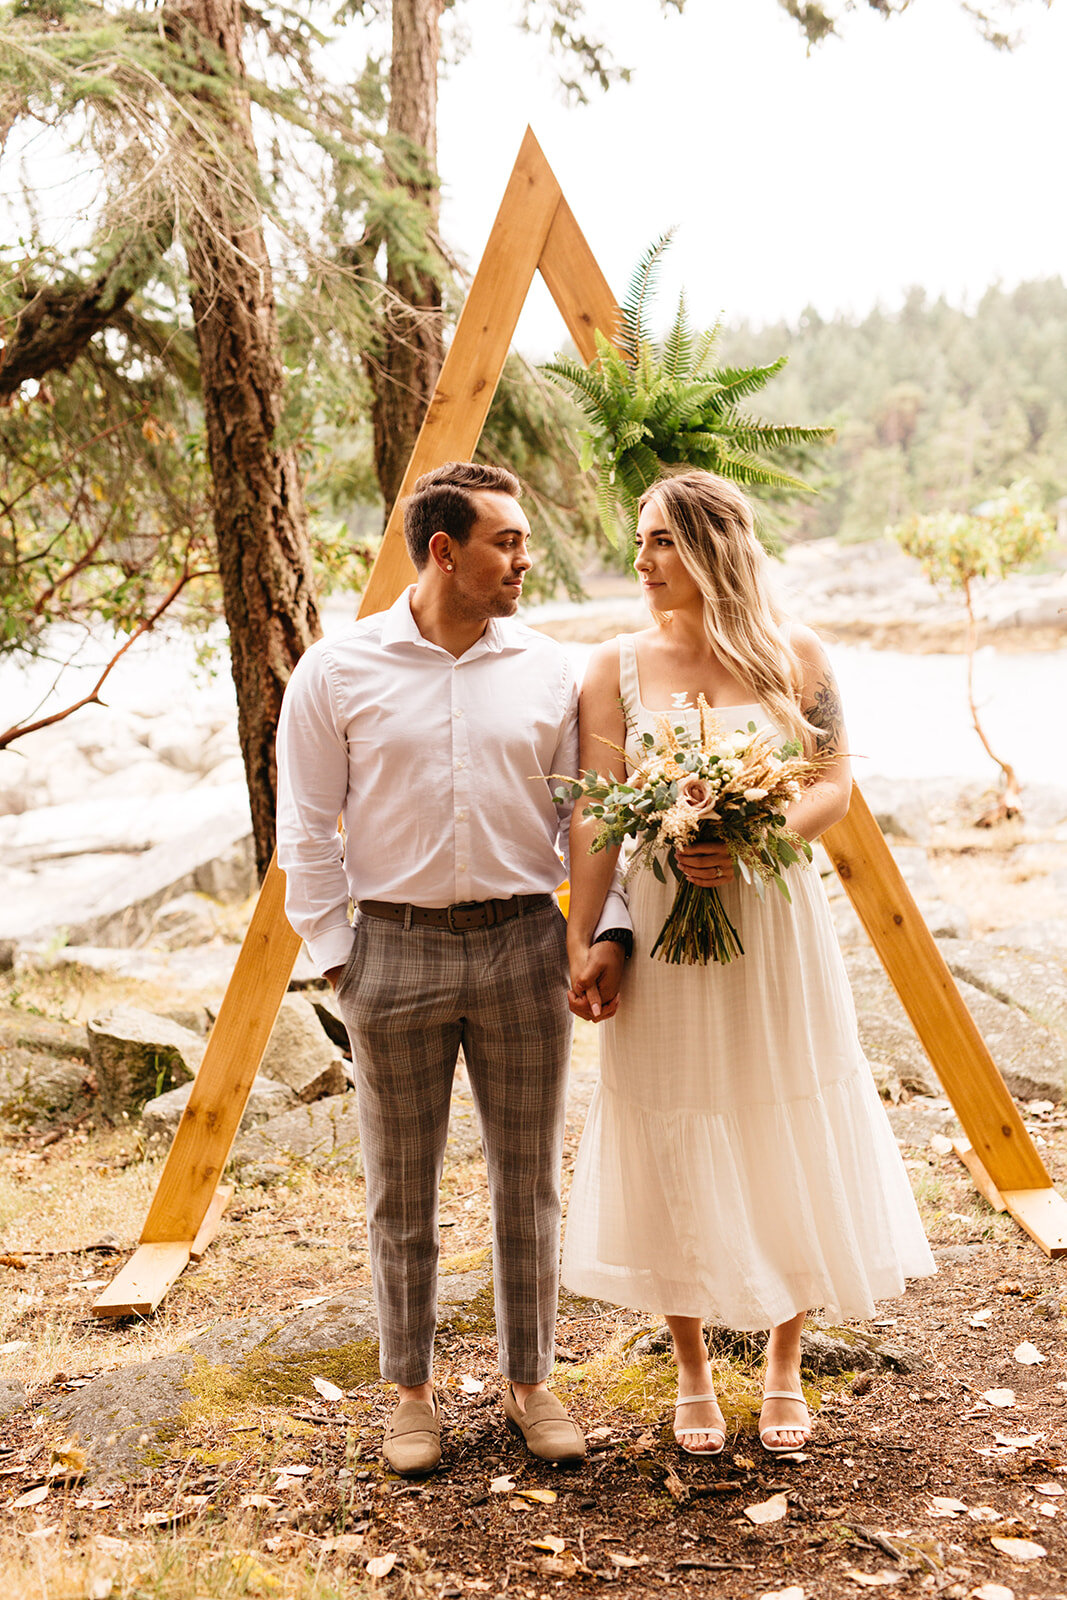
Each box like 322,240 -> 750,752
595,888 -> 631,939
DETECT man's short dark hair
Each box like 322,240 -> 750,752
403,462 -> 521,569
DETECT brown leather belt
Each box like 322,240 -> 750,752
357,893 -> 553,934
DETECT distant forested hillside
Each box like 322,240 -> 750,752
718,279 -> 1067,544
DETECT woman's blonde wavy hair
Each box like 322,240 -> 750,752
639,471 -> 817,754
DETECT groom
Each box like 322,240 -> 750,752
276,461 -> 628,1475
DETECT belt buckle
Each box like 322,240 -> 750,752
446,900 -> 483,933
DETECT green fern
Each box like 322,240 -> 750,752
543,239 -> 833,547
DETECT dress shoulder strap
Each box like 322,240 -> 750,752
616,633 -> 641,710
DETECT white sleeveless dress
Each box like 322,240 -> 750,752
561,636 -> 935,1327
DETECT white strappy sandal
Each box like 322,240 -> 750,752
759,1389 -> 811,1454
673,1392 -> 726,1456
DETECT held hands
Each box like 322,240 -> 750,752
567,939 -> 625,1024
674,842 -> 735,889
325,965 -> 344,990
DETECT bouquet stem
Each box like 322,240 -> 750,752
650,864 -> 745,965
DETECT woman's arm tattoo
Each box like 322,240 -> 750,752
803,673 -> 844,755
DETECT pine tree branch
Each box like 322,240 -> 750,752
0,229 -> 171,398
0,562 -> 213,751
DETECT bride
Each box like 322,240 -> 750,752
562,470 -> 934,1455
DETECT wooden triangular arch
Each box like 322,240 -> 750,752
94,129 -> 1066,1318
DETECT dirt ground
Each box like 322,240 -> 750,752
2,1074 -> 1066,1599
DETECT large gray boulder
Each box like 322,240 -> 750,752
259,995 -> 347,1103
46,1271 -> 489,1479
996,919 -> 1067,966
859,777 -> 932,846
147,892 -> 227,951
87,1006 -> 205,1118
141,1073 -> 297,1140
844,947 -> 940,1099
936,937 -> 1067,1039
0,1013 -> 96,1128
229,1091 -> 362,1172
843,945 -> 1066,1104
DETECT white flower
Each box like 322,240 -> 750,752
743,787 -> 768,802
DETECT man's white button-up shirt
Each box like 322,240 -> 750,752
276,588 -> 628,974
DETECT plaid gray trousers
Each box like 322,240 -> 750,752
334,900 -> 573,1386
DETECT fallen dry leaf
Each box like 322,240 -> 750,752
537,1552 -> 582,1578
760,1589 -> 805,1600
508,1498 -> 530,1513
489,1473 -> 516,1494
10,1485 -> 49,1510
321,1533 -> 365,1552
1012,1341 -> 1046,1366
365,1552 -> 397,1578
993,1432 -> 1042,1449
1037,1503 -> 1058,1518
293,1295 -> 329,1310
311,1376 -> 344,1403
1031,1482 -> 1063,1496
72,1498 -> 113,1510
0,1341 -> 30,1355
929,1496 -> 968,1516
969,1587 -> 1015,1600
929,1134 -> 953,1155
240,1495 -> 279,1510
608,1551 -> 646,1568
586,1426 -> 613,1442
968,1309 -> 993,1328
141,1508 -> 196,1529
981,1389 -> 1016,1408
92,1536 -> 131,1555
744,1492 -> 789,1526
515,1487 -> 556,1505
990,1536 -> 1046,1561
274,1463 -> 312,1477
842,1571 -> 901,1588
967,1506 -> 1002,1522
530,1536 -> 566,1554
460,1374 -> 484,1394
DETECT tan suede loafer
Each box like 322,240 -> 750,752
382,1393 -> 441,1477
503,1384 -> 586,1465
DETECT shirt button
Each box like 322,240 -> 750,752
453,708 -> 463,718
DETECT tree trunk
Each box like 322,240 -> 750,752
170,0 -> 321,877
368,0 -> 446,515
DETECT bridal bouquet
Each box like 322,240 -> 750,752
556,698 -> 820,965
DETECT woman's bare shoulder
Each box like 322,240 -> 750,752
784,620 -> 832,674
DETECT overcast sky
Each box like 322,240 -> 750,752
435,0 -> 1065,355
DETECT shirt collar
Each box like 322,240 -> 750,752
379,587 -> 526,658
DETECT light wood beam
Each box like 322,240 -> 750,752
357,126 -> 565,620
